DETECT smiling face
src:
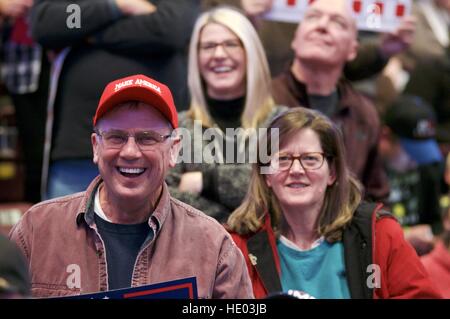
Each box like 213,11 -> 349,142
198,22 -> 247,100
92,102 -> 178,206
291,0 -> 358,68
265,128 -> 336,214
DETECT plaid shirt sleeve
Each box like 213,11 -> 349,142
1,41 -> 42,95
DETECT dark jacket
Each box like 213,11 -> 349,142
229,203 -> 441,299
272,71 -> 390,201
31,0 -> 199,161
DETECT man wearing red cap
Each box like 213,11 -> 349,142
9,74 -> 254,298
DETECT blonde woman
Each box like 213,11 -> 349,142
166,6 -> 286,222
227,108 -> 441,299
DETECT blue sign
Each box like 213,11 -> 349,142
57,277 -> 198,299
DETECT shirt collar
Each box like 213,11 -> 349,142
76,176 -> 171,235
286,69 -> 351,116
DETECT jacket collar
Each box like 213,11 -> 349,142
247,214 -> 282,294
285,69 -> 351,117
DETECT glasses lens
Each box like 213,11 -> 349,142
135,131 -> 162,148
223,40 -> 241,53
301,153 -> 324,170
271,155 -> 291,171
102,131 -> 127,148
200,40 -> 242,55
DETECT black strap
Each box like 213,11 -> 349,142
247,231 -> 282,294
343,202 -> 378,299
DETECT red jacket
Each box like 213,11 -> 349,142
229,203 -> 441,299
421,241 -> 450,298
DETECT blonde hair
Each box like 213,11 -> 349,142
228,108 -> 363,242
187,6 -> 274,129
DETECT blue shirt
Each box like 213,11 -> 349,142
277,237 -> 350,299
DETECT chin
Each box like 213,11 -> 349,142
114,187 -> 148,201
281,196 -> 308,206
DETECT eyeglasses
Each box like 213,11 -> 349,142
199,40 -> 243,55
270,152 -> 329,172
95,129 -> 172,150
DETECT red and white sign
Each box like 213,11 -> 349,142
264,0 -> 411,32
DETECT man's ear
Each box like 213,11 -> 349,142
168,135 -> 181,168
290,22 -> 303,55
346,39 -> 359,62
92,133 -> 99,164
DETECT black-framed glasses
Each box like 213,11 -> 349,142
270,152 -> 329,172
199,40 -> 243,55
95,129 -> 172,150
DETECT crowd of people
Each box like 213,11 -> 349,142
0,0 -> 449,299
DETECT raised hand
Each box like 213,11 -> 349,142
0,0 -> 33,18
379,15 -> 416,58
115,0 -> 156,16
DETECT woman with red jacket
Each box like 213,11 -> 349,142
227,108 -> 441,299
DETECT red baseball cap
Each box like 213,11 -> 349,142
93,74 -> 178,128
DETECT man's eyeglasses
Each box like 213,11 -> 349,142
95,129 -> 172,150
199,40 -> 243,55
270,152 -> 329,172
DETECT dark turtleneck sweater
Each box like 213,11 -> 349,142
206,95 -> 246,132
201,95 -> 246,204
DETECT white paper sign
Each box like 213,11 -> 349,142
264,0 -> 412,32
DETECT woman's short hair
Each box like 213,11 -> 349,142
187,6 -> 274,129
228,108 -> 363,242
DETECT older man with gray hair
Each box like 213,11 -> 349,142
272,0 -> 390,202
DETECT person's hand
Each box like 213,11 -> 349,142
179,172 -> 203,195
404,224 -> 435,256
115,0 -> 156,16
379,15 -> 416,59
241,0 -> 274,17
0,0 -> 32,18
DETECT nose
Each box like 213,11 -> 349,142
289,158 -> 305,174
316,15 -> 330,30
212,44 -> 227,58
119,136 -> 142,159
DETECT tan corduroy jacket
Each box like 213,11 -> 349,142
9,176 -> 254,299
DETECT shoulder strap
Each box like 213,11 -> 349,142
343,202 -> 381,299
247,231 -> 282,294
